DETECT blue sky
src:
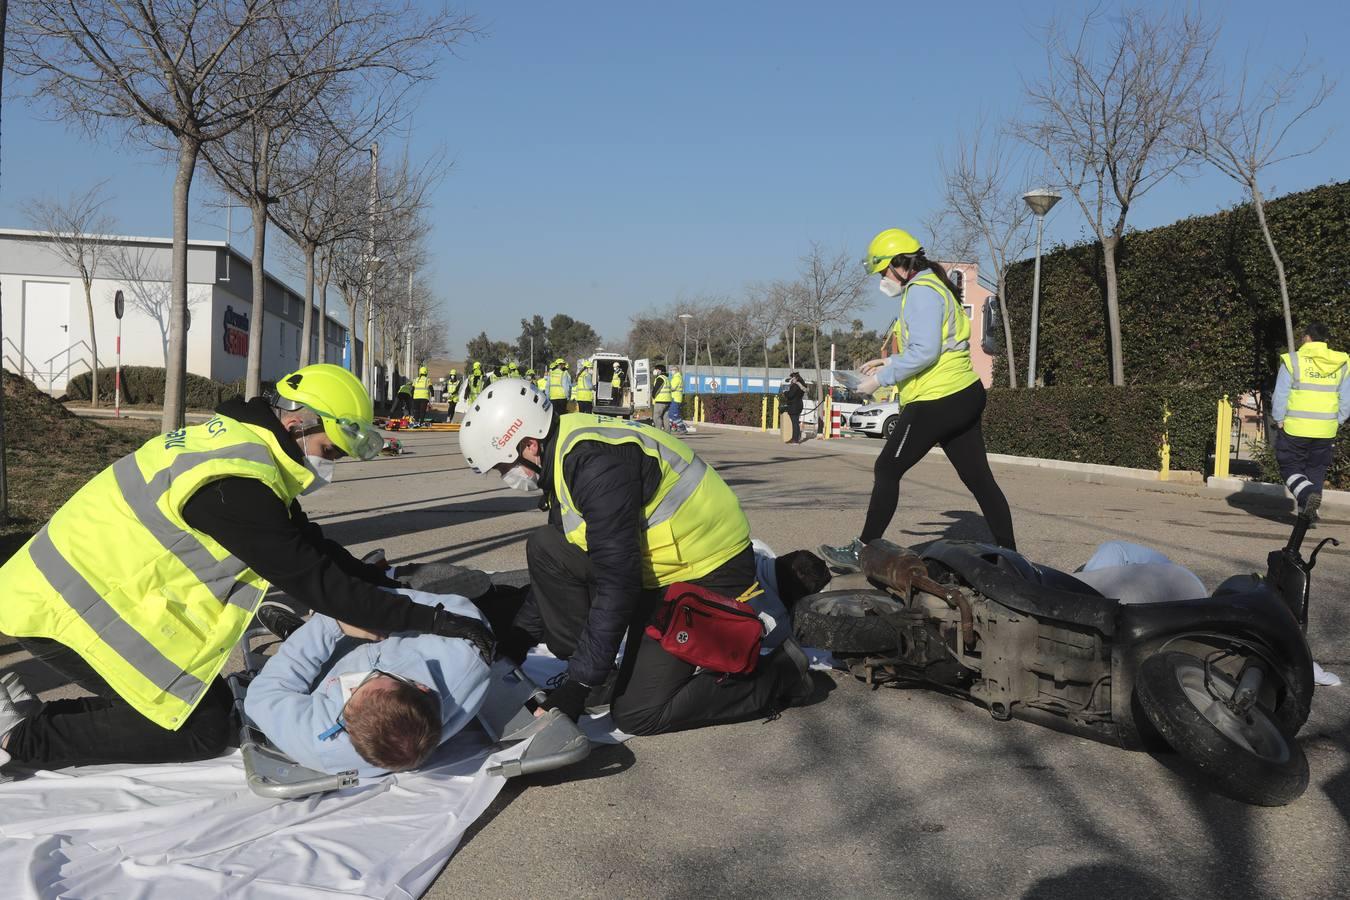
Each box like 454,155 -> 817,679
3,0 -> 1346,355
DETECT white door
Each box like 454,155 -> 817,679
633,358 -> 650,408
21,281 -> 72,391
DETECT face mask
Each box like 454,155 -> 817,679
501,465 -> 541,493
878,277 -> 903,298
296,429 -> 336,494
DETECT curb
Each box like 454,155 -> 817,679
1205,476 -> 1350,511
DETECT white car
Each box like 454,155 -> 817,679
847,400 -> 902,438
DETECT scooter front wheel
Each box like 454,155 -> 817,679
792,590 -> 908,654
1136,651 -> 1308,806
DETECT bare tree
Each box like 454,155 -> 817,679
107,245 -> 207,364
722,303 -> 757,389
1021,6 -> 1215,385
1190,52 -> 1335,356
940,122 -> 1038,387
22,182 -> 114,404
10,1 -> 473,427
790,244 -> 869,405
747,282 -> 790,387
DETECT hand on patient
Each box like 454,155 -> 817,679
338,621 -> 387,642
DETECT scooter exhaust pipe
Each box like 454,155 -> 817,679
861,539 -> 975,648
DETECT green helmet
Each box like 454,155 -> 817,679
274,364 -> 382,460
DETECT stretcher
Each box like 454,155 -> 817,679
226,624 -> 591,799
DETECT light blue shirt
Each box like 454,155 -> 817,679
1271,361 -> 1350,426
244,589 -> 492,779
750,542 -> 792,653
873,282 -> 946,389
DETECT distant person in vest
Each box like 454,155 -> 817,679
445,368 -> 462,421
0,364 -> 492,773
1272,322 -> 1349,521
572,360 -> 596,414
820,228 -> 1016,572
666,365 -> 687,433
465,361 -> 487,403
651,364 -> 671,430
393,378 -> 414,418
546,358 -> 572,418
611,363 -> 625,405
457,380 -> 814,736
412,365 -> 432,424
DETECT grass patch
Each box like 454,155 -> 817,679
1,372 -> 159,562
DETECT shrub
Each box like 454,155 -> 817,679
984,385 -> 1218,474
1245,425 -> 1350,491
66,366 -> 245,410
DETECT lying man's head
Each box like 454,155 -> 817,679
343,675 -> 441,771
775,550 -> 832,610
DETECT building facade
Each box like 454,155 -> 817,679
0,229 -> 361,393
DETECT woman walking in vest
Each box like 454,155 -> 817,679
820,228 -> 1015,571
1272,322 -> 1349,521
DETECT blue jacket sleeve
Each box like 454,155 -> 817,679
565,450 -> 646,686
1272,364 -> 1291,424
1340,365 -> 1350,425
874,284 -> 945,388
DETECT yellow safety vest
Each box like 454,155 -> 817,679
653,374 -> 672,403
612,372 -> 623,389
446,376 -> 460,397
1281,342 -> 1348,439
413,375 -> 430,399
0,414 -> 310,729
890,271 -> 979,405
552,414 -> 749,587
397,382 -> 412,397
573,370 -> 595,402
548,368 -> 569,401
467,373 -> 485,400
670,372 -> 684,403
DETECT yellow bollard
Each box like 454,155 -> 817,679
1159,401 -> 1171,481
772,393 -> 779,431
760,395 -> 768,431
822,394 -> 832,440
1213,394 -> 1233,479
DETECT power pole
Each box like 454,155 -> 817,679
362,142 -> 379,395
0,0 -> 11,525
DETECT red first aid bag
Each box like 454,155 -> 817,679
645,582 -> 764,675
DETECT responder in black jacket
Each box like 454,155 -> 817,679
458,378 -> 813,735
0,364 -> 488,771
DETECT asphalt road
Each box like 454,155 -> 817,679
5,423 -> 1347,899
297,424 -> 1350,900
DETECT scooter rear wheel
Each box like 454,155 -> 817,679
1136,650 -> 1309,806
792,590 -> 908,654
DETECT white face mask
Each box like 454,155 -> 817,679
878,277 -> 903,298
501,464 -> 541,493
303,454 -> 336,494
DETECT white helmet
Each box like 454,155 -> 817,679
458,378 -> 554,474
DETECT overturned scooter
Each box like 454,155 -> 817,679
793,519 -> 1335,806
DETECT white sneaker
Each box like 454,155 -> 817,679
1313,661 -> 1342,687
0,675 -> 41,762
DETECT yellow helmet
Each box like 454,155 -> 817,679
419,365 -> 428,376
866,228 -> 922,274
274,364 -> 381,460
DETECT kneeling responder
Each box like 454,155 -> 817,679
0,364 -> 490,771
458,379 -> 813,736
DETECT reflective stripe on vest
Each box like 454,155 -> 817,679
0,415 -> 308,728
552,415 -> 748,587
413,376 -> 430,399
1282,343 -> 1348,439
891,271 -> 979,405
653,375 -> 672,402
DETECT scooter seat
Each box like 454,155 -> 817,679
923,540 -> 1119,636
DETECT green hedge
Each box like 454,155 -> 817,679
65,366 -> 249,409
678,393 -> 767,427
999,180 -> 1350,394
1245,424 -> 1350,491
984,385 -> 1217,474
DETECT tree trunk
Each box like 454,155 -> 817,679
736,346 -> 742,390
763,338 -> 770,389
1250,182 -> 1296,355
82,279 -> 99,407
244,200 -> 268,398
317,253 -> 332,364
163,136 -> 200,432
997,271 -> 1018,388
1102,234 -> 1125,386
344,292 -> 360,373
299,242 -> 316,367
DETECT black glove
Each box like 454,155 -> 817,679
495,625 -> 538,666
539,678 -> 589,722
430,605 -> 496,664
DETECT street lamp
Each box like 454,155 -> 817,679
1022,188 -> 1061,388
678,313 -> 692,367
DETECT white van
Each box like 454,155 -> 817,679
584,351 -> 650,419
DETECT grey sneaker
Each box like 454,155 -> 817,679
1303,493 -> 1322,522
820,538 -> 864,573
0,675 -> 42,767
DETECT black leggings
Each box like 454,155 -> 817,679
860,381 -> 1015,549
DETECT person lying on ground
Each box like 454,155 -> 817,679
747,541 -> 833,653
245,589 -> 493,778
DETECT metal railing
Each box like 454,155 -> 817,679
3,337 -> 98,393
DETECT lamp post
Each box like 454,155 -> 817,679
362,142 -> 381,395
679,313 -> 692,367
1021,188 -> 1061,388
